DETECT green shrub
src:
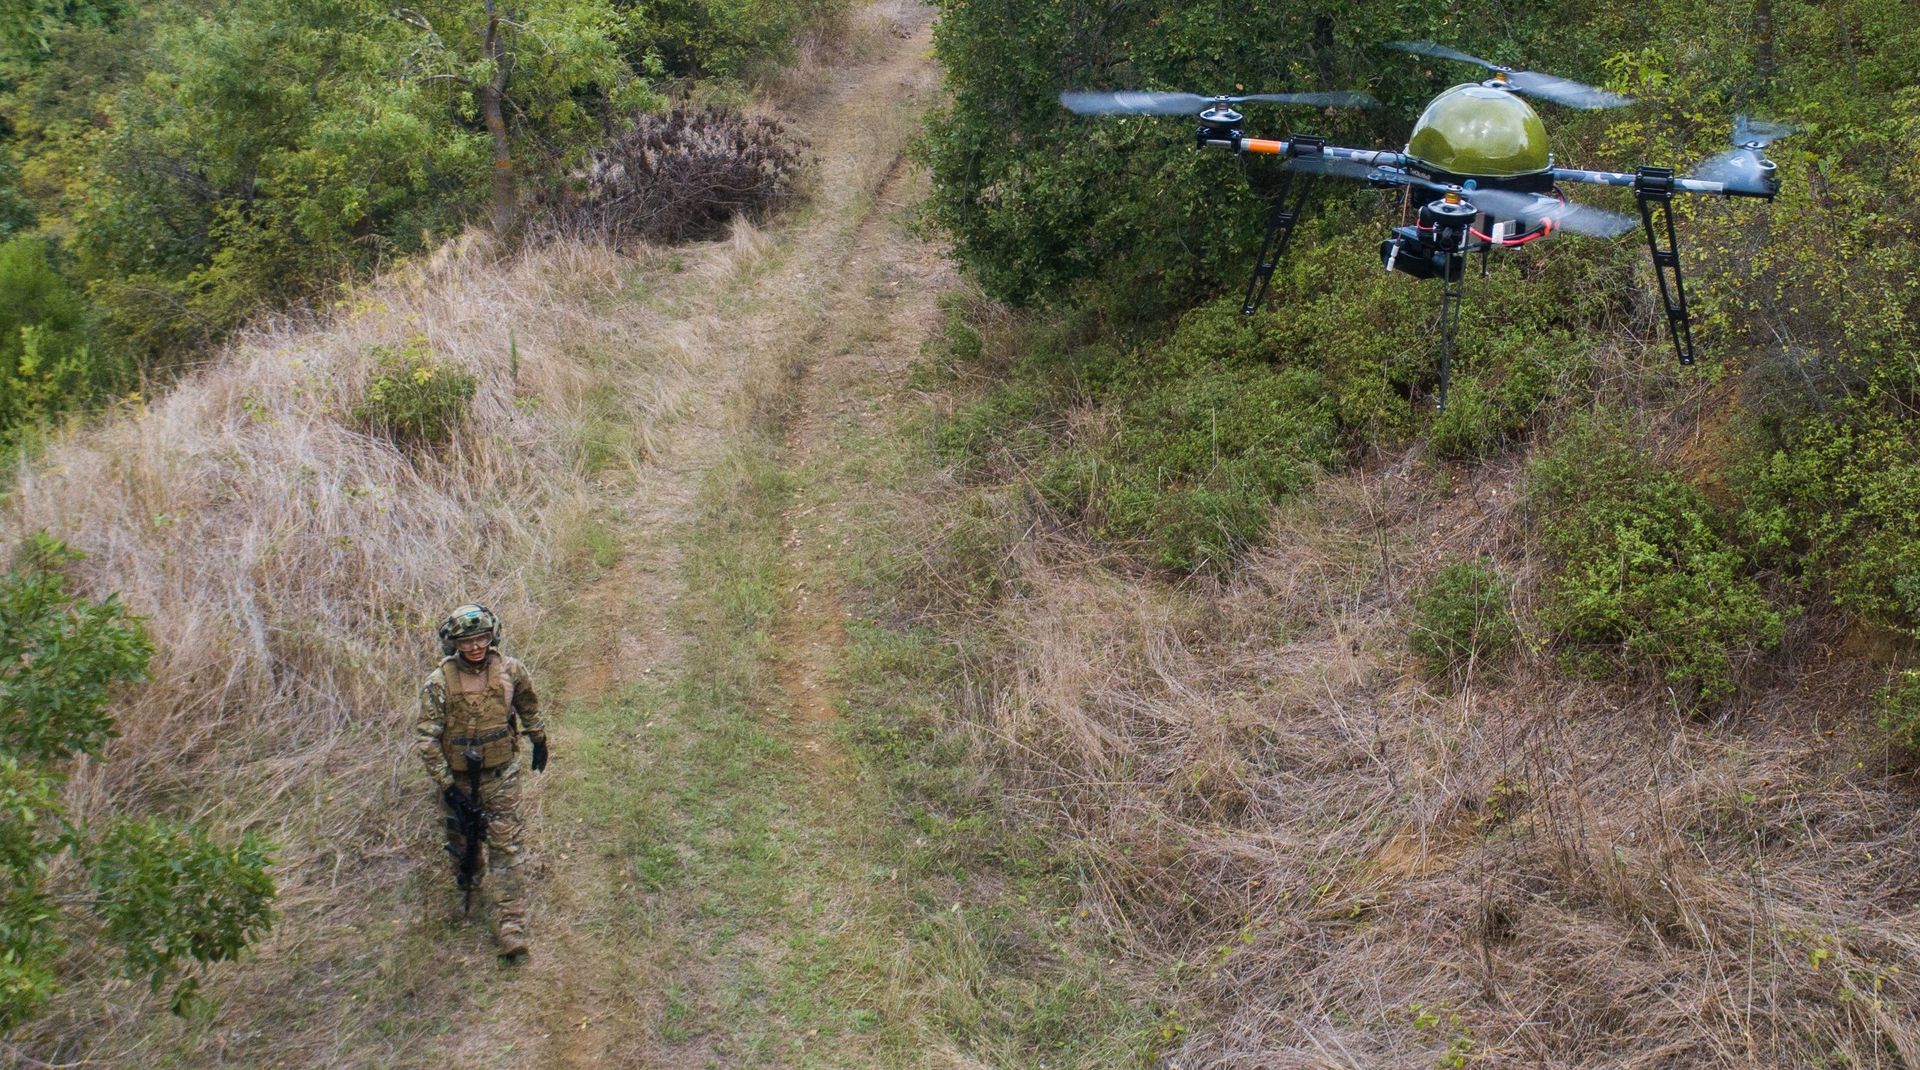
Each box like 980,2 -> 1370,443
0,236 -> 124,443
1733,405 -> 1920,638
1411,559 -> 1516,670
1427,376 -> 1501,459
934,298 -> 1342,572
0,536 -> 275,1028
1531,414 -> 1783,704
1090,363 -> 1337,571
88,818 -> 276,1005
937,299 -> 984,368
629,0 -> 844,78
0,756 -> 64,1020
1876,670 -> 1920,752
935,381 -> 1051,473
0,535 -> 151,764
0,149 -> 32,240
353,336 -> 478,450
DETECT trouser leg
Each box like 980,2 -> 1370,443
482,765 -> 529,954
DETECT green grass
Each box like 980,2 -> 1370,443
573,382 -> 644,474
812,411 -> 1169,1068
536,429 -> 931,1066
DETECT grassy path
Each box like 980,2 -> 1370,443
494,4 -> 967,1065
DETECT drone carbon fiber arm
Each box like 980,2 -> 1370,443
1559,116 -> 1794,199
1551,166 -> 1749,196
1199,135 -> 1410,173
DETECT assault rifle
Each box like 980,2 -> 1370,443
442,748 -> 488,913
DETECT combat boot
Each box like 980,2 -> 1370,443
496,923 -> 530,965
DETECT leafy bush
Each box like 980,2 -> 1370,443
0,149 -> 32,240
0,536 -> 152,763
1411,559 -> 1517,670
0,237 -> 124,443
0,537 -> 275,1029
628,0 -> 844,78
0,756 -> 64,1020
1531,414 -> 1783,704
1876,670 -> 1920,752
353,337 -> 478,450
88,818 -> 276,1006
1733,391 -> 1920,638
554,108 -> 805,244
1073,362 -> 1338,571
930,297 -> 1341,572
936,381 -> 1050,474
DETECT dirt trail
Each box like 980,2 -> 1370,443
456,4 -> 953,1066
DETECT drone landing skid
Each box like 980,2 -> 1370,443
1435,251 -> 1467,412
1634,166 -> 1696,365
1241,137 -> 1324,316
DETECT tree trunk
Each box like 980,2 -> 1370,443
1753,0 -> 1775,96
480,0 -> 515,238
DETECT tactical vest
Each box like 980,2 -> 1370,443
439,653 -> 518,772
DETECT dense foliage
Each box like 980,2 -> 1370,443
1878,669 -> 1920,752
0,537 -> 275,1029
0,0 -> 841,441
1530,414 -> 1783,703
0,235 -> 123,445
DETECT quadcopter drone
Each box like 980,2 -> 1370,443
1061,41 -> 1795,408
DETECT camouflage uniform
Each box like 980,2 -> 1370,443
417,648 -> 546,957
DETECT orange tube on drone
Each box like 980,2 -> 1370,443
1240,138 -> 1286,155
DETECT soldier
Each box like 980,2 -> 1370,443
417,604 -> 549,963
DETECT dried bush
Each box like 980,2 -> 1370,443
554,108 -> 804,244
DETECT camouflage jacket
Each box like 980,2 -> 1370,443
416,651 -> 545,785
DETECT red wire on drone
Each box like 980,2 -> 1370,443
1469,220 -> 1553,246
1468,188 -> 1568,246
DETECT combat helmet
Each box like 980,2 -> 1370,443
437,603 -> 501,656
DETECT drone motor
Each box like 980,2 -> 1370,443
1382,195 -> 1476,280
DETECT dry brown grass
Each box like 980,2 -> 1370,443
0,226 -> 780,1062
900,414 -> 1920,1067
758,0 -> 907,109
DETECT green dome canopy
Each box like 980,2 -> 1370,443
1405,84 -> 1551,178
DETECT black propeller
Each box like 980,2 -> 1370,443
1386,40 -> 1632,110
1058,89 -> 1379,117
1287,155 -> 1637,237
1689,114 -> 1797,196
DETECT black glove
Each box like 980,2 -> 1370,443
531,738 -> 549,772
